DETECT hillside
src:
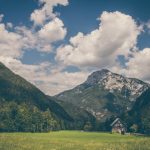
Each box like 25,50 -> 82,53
0,62 -> 72,132
124,88 -> 150,134
55,69 -> 150,131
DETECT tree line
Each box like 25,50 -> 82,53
0,101 -> 61,132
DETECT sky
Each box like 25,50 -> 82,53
0,0 -> 150,95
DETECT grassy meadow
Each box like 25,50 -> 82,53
0,131 -> 150,150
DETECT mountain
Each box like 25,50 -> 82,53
0,62 -> 72,132
124,88 -> 150,134
54,98 -> 96,130
1,62 -> 149,133
55,69 -> 149,130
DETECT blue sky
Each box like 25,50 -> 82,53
0,0 -> 150,95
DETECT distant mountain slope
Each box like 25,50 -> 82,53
55,69 -> 149,129
55,98 -> 96,130
124,88 -> 150,134
0,62 -> 72,132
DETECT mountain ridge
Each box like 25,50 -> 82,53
0,62 -> 72,132
0,62 -> 149,133
55,69 -> 150,131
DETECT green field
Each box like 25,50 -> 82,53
0,131 -> 150,150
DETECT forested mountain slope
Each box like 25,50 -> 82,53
0,62 -> 72,132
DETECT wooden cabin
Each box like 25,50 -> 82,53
110,118 -> 126,134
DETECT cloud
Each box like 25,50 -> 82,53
0,56 -> 88,95
0,0 -> 68,58
37,18 -> 67,52
0,0 -> 72,95
6,22 -> 13,29
1,7 -> 149,96
56,11 -> 142,68
30,0 -> 68,26
19,0 -> 68,53
124,48 -> 150,83
35,70 -> 89,95
38,18 -> 67,42
0,23 -> 24,58
14,18 -> 67,53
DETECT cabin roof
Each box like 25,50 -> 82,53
110,118 -> 120,126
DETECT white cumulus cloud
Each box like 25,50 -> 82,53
1,8 -> 150,95
38,17 -> 67,43
0,23 -> 24,58
125,48 -> 150,83
56,11 -> 142,68
30,0 -> 68,26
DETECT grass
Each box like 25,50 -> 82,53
0,131 -> 150,150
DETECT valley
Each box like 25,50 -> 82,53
0,62 -> 150,134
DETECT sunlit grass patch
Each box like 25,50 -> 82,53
0,131 -> 150,150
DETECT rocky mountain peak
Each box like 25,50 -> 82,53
85,69 -> 111,85
84,69 -> 149,100
55,68 -> 150,125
